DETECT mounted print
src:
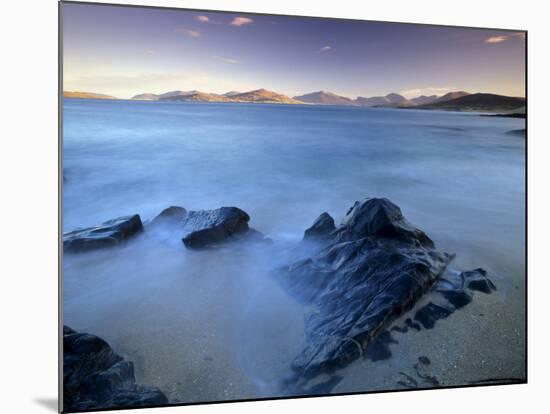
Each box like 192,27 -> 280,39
60,1 -> 527,412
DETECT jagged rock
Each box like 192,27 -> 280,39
280,197 -> 454,380
181,207 -> 251,249
63,215 -> 144,253
335,197 -> 434,246
303,212 -> 336,241
63,326 -> 168,412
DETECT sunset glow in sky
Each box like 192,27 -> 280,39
62,2 -> 526,99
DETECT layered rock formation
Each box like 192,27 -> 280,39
63,215 -> 143,253
281,198 -> 456,378
63,326 -> 168,412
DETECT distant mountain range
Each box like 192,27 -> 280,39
409,95 -> 438,105
294,91 -> 355,106
432,91 -> 470,103
355,93 -> 413,107
64,89 -> 525,112
131,88 -> 302,104
63,91 -> 118,99
412,93 -> 526,112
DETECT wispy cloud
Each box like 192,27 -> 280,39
194,14 -> 254,27
320,45 -> 332,52
485,32 -> 525,44
175,28 -> 201,38
230,17 -> 254,26
211,56 -> 240,64
146,49 -> 155,55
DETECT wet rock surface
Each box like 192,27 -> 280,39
62,197 -> 501,399
63,215 -> 144,253
63,325 -> 168,412
280,198 -> 456,384
64,205 -> 269,253
180,207 -> 253,249
413,268 -> 496,329
367,269 -> 497,363
283,259 -> 497,394
303,212 -> 336,241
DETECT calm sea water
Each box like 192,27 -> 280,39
63,98 -> 526,402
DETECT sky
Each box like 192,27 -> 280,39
62,2 -> 526,99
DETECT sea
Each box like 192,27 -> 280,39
63,98 -> 526,402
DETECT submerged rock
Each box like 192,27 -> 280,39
63,215 -> 144,253
63,325 -> 168,412
507,128 -> 526,137
152,206 -> 187,224
181,207 -> 251,249
303,212 -> 336,241
281,197 -> 454,380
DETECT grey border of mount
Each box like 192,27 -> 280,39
58,1 -> 64,412
58,1 -> 528,412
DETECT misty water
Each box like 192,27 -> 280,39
63,99 -> 526,402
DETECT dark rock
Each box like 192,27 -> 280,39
63,326 -> 168,412
303,212 -> 336,241
507,128 -> 526,136
440,289 -> 472,309
151,206 -> 187,224
418,356 -> 431,365
280,197 -> 453,381
405,318 -> 422,331
406,268 -> 495,331
334,197 -> 434,247
64,215 -> 143,253
464,269 -> 496,294
364,330 -> 398,361
181,207 -> 250,249
414,303 -> 453,329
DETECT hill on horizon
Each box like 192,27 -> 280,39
433,91 -> 470,103
410,95 -> 439,105
293,91 -> 355,105
132,88 -> 301,104
65,88 -> 525,113
355,93 -> 413,107
132,90 -> 201,100
230,89 -> 302,104
415,93 -> 525,111
160,91 -> 232,103
63,91 -> 119,100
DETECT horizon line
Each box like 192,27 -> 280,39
62,87 -> 526,101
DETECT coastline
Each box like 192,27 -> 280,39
62,96 -> 526,116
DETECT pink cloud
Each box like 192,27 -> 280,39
485,32 -> 525,44
485,35 -> 507,44
230,17 -> 254,26
195,15 -> 209,23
